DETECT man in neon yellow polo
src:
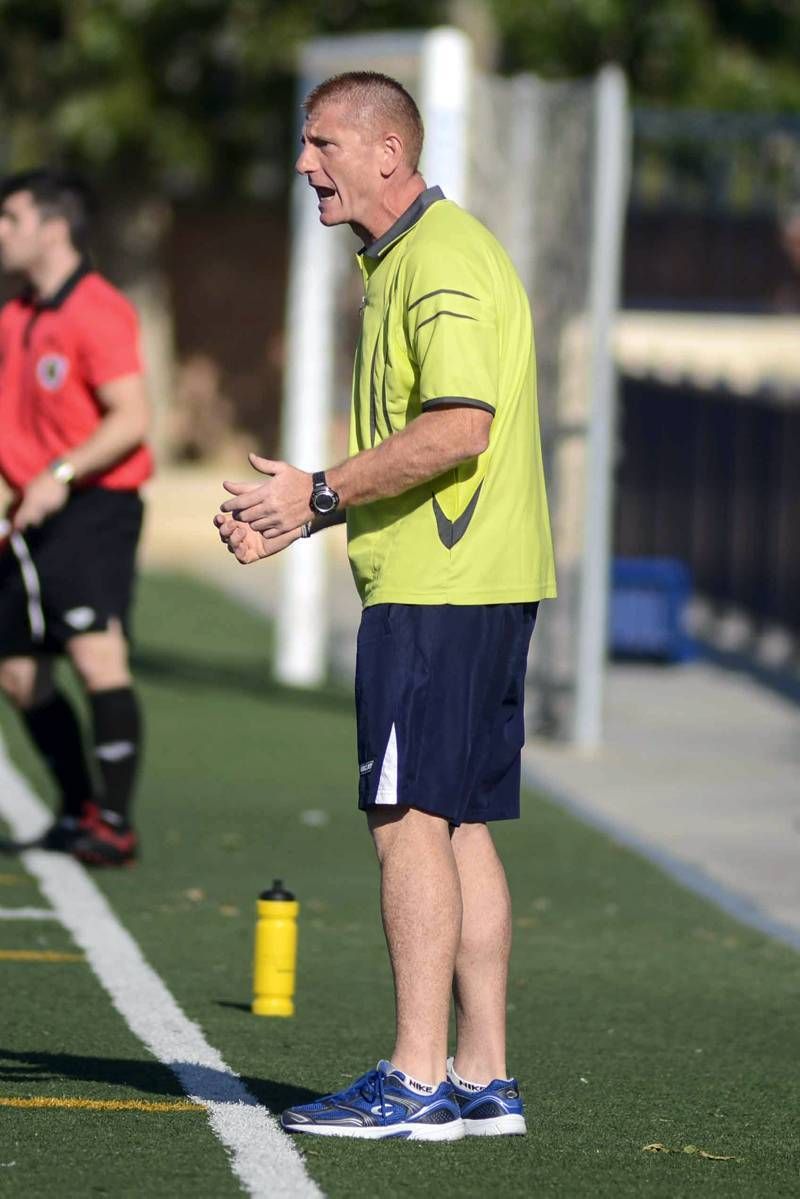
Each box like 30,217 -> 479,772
217,71 -> 555,1141
349,183 -> 554,607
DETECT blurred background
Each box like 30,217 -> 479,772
1,0 -> 798,724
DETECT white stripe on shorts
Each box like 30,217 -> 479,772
9,531 -> 46,644
374,723 -> 399,805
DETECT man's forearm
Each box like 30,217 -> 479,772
217,409 -> 490,539
326,408 -> 489,508
65,406 -> 149,482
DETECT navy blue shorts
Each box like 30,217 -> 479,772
355,603 -> 538,825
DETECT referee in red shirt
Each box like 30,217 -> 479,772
0,170 -> 151,865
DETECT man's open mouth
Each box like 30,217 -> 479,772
313,185 -> 336,201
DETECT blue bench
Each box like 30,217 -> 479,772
610,557 -> 695,662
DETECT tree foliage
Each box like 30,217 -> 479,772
492,0 -> 800,110
0,0 -> 446,198
0,0 -> 798,200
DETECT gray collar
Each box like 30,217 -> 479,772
361,186 -> 445,260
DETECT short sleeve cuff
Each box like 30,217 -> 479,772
420,396 -> 496,415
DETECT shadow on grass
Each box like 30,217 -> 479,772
0,1047 -> 317,1112
132,647 -> 352,715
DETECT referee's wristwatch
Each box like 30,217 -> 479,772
309,471 -> 340,516
49,457 -> 76,485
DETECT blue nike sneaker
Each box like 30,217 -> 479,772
281,1060 -> 464,1140
446,1057 -> 527,1136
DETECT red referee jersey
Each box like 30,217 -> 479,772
0,261 -> 153,492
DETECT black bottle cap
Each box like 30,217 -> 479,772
260,878 -> 295,902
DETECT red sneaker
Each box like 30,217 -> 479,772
72,803 -> 138,867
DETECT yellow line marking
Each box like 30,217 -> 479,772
0,1097 -> 202,1113
0,949 -> 83,962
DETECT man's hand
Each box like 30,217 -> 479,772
214,512 -> 300,564
220,453 -> 313,538
12,471 -> 70,531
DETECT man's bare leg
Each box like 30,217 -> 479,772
368,806 -> 462,1084
451,821 -> 512,1083
66,620 -> 132,692
0,655 -> 55,710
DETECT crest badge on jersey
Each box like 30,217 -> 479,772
36,352 -> 70,391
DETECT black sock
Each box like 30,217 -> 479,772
21,692 -> 94,820
89,687 -> 142,825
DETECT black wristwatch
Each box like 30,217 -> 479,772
309,470 -> 340,516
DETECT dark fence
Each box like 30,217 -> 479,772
614,377 -> 800,632
165,201 -> 288,449
624,208 -> 800,312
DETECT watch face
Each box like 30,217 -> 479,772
313,490 -> 336,514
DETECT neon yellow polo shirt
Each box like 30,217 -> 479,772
347,186 -> 556,607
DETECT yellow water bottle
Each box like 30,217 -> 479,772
252,879 -> 299,1017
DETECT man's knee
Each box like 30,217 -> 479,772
66,622 -> 131,692
0,657 -> 55,709
367,805 -> 451,863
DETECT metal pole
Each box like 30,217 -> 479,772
572,65 -> 630,748
507,75 -> 541,294
419,27 -> 473,206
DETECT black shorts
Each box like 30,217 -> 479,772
0,487 -> 144,657
355,602 -> 538,825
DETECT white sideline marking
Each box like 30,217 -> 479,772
0,737 -> 321,1199
0,906 -> 56,920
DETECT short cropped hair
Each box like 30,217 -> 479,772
303,72 -> 424,171
0,169 -> 94,251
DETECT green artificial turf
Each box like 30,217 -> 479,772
1,570 -> 799,1197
